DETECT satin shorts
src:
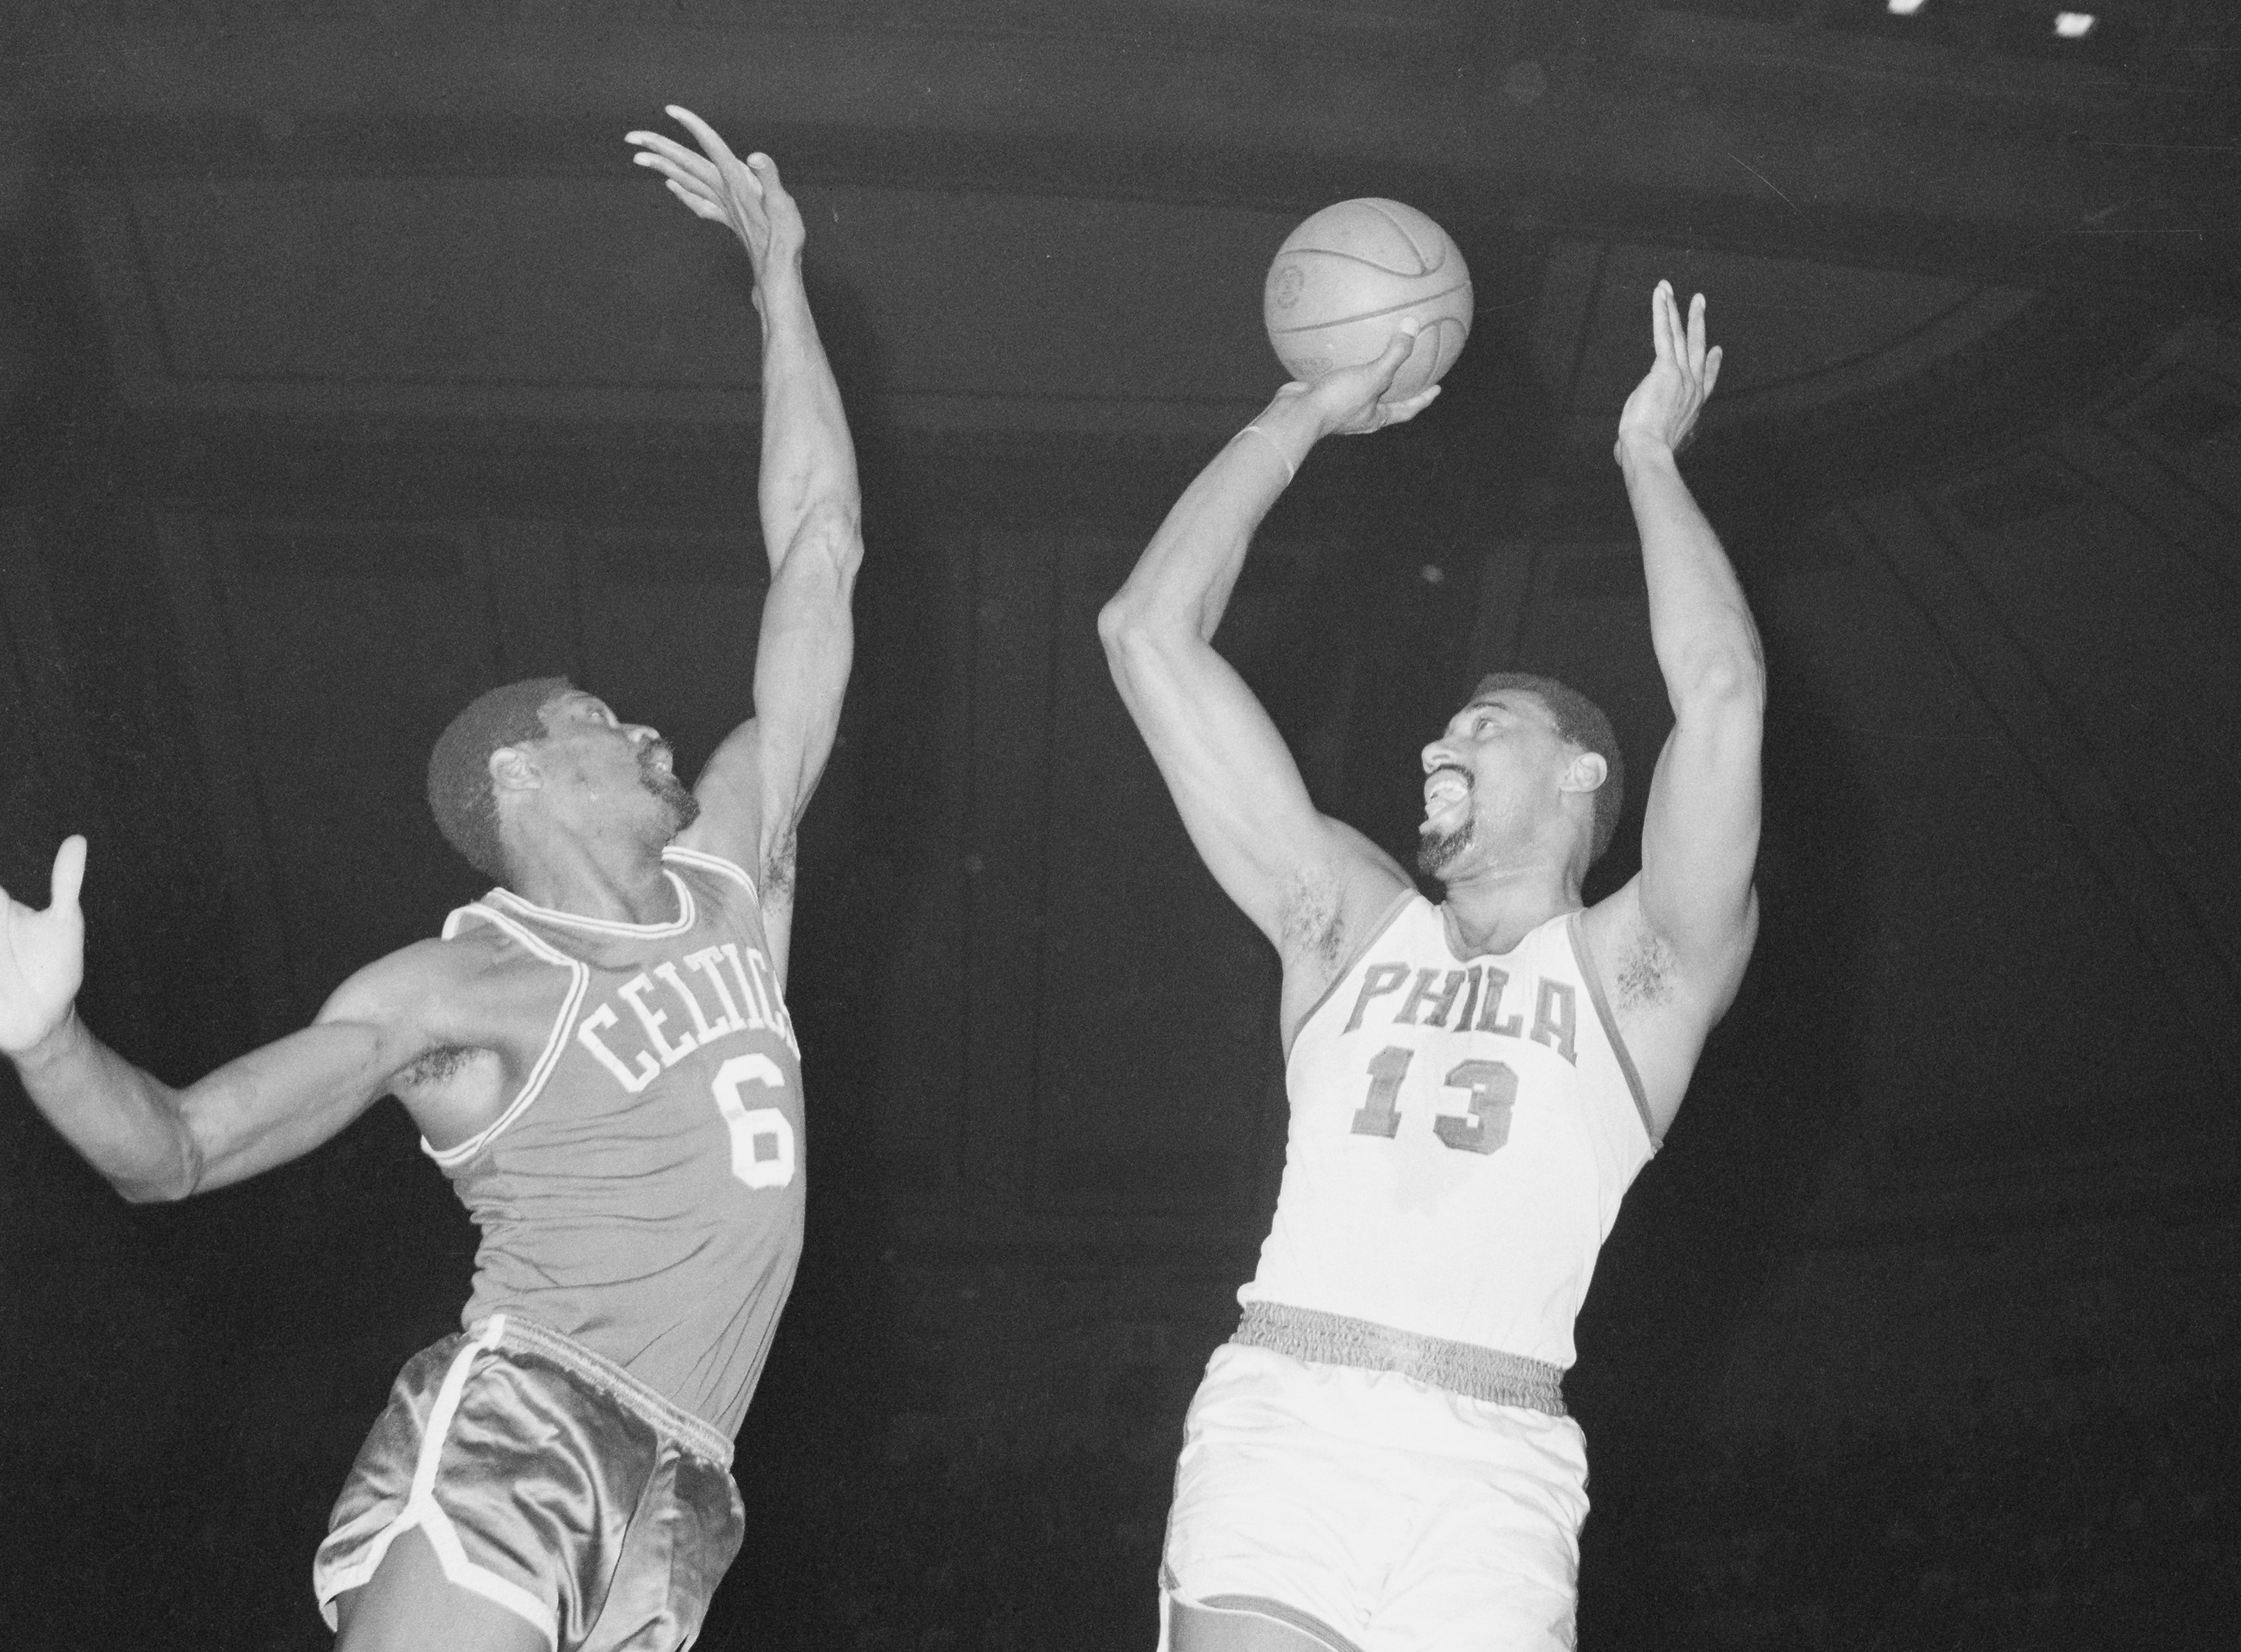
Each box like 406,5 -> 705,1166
314,1314 -> 744,1651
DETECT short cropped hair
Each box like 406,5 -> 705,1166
1470,671 -> 1624,868
426,676 -> 572,884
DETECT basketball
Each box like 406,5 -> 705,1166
1263,198 -> 1473,402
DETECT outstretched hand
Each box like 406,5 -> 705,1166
0,836 -> 86,1057
626,106 -> 806,286
1617,281 -> 1722,460
1271,322 -> 1442,439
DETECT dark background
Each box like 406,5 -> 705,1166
2,2 -> 2237,1647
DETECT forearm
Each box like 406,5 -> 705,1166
10,1011 -> 200,1202
1619,436 -> 1764,707
755,261 -> 860,569
1105,394 -> 1319,642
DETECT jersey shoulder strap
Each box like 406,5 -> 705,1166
1287,886 -> 1425,1053
1562,910 -> 1659,1149
423,899 -> 592,1169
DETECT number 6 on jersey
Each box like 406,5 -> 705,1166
712,1054 -> 796,1189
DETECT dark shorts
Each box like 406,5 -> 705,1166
313,1314 -> 744,1652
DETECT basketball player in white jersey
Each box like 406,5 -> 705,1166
1,109 -> 860,1651
1102,284 -> 1762,1650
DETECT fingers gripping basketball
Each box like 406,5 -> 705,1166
1264,199 -> 1473,402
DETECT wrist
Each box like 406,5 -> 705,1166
1614,430 -> 1680,473
1253,393 -> 1330,450
10,1004 -> 84,1073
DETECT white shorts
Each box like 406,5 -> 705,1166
1160,1343 -> 1590,1652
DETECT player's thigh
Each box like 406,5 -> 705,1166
331,1527 -> 550,1652
1170,1596 -> 1363,1652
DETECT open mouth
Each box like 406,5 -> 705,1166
1422,766 -> 1470,832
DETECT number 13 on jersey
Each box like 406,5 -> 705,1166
1349,1045 -> 1517,1156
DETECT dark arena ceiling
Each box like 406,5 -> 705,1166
2,2 -> 2239,1647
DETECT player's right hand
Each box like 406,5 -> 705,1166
0,835 -> 87,1057
1277,321 -> 1442,438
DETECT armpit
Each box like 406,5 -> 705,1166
393,1045 -> 485,1095
1615,920 -> 1680,1011
761,827 -> 798,906
1277,868 -> 1345,974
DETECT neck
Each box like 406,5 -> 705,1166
1435,856 -> 1581,957
506,828 -> 678,924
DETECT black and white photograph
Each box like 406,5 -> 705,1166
2,4 -> 2235,1648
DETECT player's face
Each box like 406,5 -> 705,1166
535,693 -> 701,835
1416,691 -> 1567,879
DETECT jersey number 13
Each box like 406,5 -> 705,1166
1348,1045 -> 1516,1156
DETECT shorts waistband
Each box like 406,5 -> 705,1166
1229,1301 -> 1567,1416
473,1313 -> 734,1471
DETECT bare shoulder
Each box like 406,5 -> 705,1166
317,927 -> 552,1058
319,928 -> 557,1144
317,936 -> 480,1028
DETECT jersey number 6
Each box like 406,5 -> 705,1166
712,1054 -> 797,1189
1350,1045 -> 1517,1155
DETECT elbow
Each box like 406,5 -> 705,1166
116,1152 -> 200,1205
115,1119 -> 207,1204
1097,594 -> 1183,684
1677,644 -> 1765,718
1096,593 -> 1139,654
796,501 -> 863,580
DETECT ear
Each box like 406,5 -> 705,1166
1559,750 -> 1608,795
489,745 -> 543,794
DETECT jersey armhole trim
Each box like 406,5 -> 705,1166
1567,910 -> 1661,1151
662,843 -> 760,905
1283,885 -> 1419,1065
421,904 -> 590,1169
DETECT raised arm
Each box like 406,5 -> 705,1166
3,837 -> 442,1202
1593,284 -> 1764,1120
1099,330 -> 1435,980
627,109 -> 863,961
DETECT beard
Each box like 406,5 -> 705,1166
639,743 -> 702,833
1416,816 -> 1473,880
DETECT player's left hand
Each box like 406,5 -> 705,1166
1617,281 -> 1722,461
626,106 -> 806,285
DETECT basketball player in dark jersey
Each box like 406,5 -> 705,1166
1102,289 -> 1762,1649
1,108 -> 859,1651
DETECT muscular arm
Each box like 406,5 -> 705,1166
14,1005 -> 412,1203
1624,287 -> 1764,1000
629,111 -> 863,974
1591,285 -> 1764,1129
3,839 -> 454,1202
1099,331 -> 1435,980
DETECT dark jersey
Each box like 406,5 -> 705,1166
426,846 -> 805,1436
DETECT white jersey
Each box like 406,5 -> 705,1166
1241,890 -> 1659,1370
